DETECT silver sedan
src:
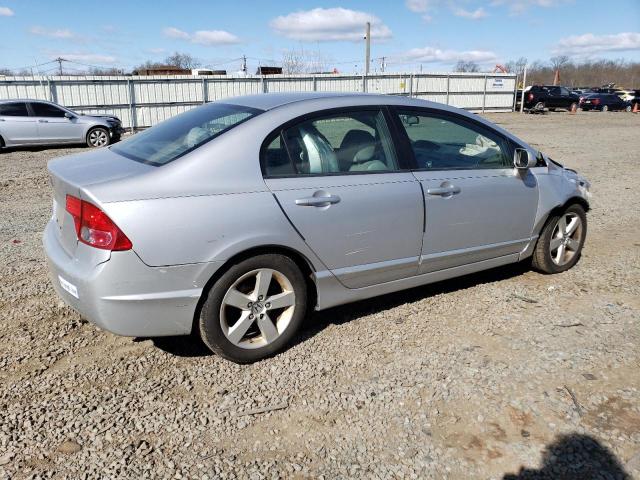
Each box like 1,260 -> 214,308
43,93 -> 590,363
0,99 -> 124,150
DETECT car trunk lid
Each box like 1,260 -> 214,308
47,147 -> 153,258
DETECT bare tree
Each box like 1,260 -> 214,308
164,52 -> 201,69
455,60 -> 480,73
550,55 -> 570,71
88,67 -> 123,76
281,49 -> 306,75
524,59 -> 639,88
505,57 -> 528,76
0,68 -> 13,75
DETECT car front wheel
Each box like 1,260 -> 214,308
86,127 -> 110,148
199,254 -> 308,363
532,204 -> 587,274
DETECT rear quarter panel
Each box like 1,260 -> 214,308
103,191 -> 324,269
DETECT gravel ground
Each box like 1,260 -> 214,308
1,111 -> 639,479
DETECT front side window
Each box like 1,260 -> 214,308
112,103 -> 262,166
396,110 -> 510,170
266,110 -> 398,176
0,102 -> 29,116
31,103 -> 66,117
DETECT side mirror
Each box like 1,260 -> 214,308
514,148 -> 536,169
64,112 -> 75,119
402,115 -> 419,126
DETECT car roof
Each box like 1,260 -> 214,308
221,92 -> 447,111
0,98 -> 56,104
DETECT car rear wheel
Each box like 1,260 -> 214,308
86,127 -> 110,148
532,204 -> 587,274
199,254 -> 307,363
625,105 -> 632,112
601,105 -> 609,112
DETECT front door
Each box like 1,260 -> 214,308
263,108 -> 424,288
0,102 -> 39,145
393,108 -> 539,274
29,102 -> 84,143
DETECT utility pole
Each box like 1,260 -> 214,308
364,22 -> 371,76
520,65 -> 527,114
241,55 -> 247,74
55,57 -> 65,75
380,56 -> 386,73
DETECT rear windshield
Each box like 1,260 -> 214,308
111,103 -> 262,166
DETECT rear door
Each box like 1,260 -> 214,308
263,107 -> 424,288
29,102 -> 84,143
392,108 -> 539,274
0,102 -> 39,145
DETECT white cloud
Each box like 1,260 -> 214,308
553,32 -> 640,56
147,47 -> 166,55
0,6 -> 14,16
51,53 -> 117,64
163,27 -> 190,40
163,26 -> 240,45
405,0 -> 434,21
397,46 -> 498,64
453,7 -> 488,19
29,26 -> 77,39
191,30 -> 240,46
270,8 -> 392,42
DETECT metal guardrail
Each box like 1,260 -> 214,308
0,73 -> 517,129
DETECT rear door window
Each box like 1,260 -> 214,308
0,102 -> 29,116
30,102 -> 67,117
265,109 -> 399,176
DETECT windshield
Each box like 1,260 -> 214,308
111,103 -> 262,166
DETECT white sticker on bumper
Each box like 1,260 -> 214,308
58,275 -> 79,299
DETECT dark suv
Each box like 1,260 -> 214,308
523,85 -> 580,112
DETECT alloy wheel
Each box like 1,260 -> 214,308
549,212 -> 583,266
219,268 -> 296,349
89,129 -> 109,147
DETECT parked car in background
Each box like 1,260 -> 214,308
579,93 -> 632,112
523,85 -> 579,111
44,93 -> 591,363
0,99 -> 124,151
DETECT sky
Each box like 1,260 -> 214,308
0,0 -> 639,74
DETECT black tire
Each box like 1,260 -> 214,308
532,204 -> 587,274
199,254 -> 308,363
625,105 -> 632,112
86,127 -> 110,148
601,105 -> 609,112
0,135 -> 4,153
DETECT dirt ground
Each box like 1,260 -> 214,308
1,111 -> 639,479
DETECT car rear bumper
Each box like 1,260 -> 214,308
43,219 -> 222,337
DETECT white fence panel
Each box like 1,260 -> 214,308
0,72 -> 516,128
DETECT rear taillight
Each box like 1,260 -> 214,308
65,195 -> 132,251
592,98 -> 600,105
528,93 -> 534,101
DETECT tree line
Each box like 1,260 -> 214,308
456,57 -> 640,88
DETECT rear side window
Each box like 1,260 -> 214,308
264,109 -> 399,176
111,103 -> 262,166
396,110 -> 510,170
31,103 -> 67,117
0,102 -> 29,116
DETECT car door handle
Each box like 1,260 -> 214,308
426,185 -> 461,196
38,119 -> 48,123
295,194 -> 341,207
